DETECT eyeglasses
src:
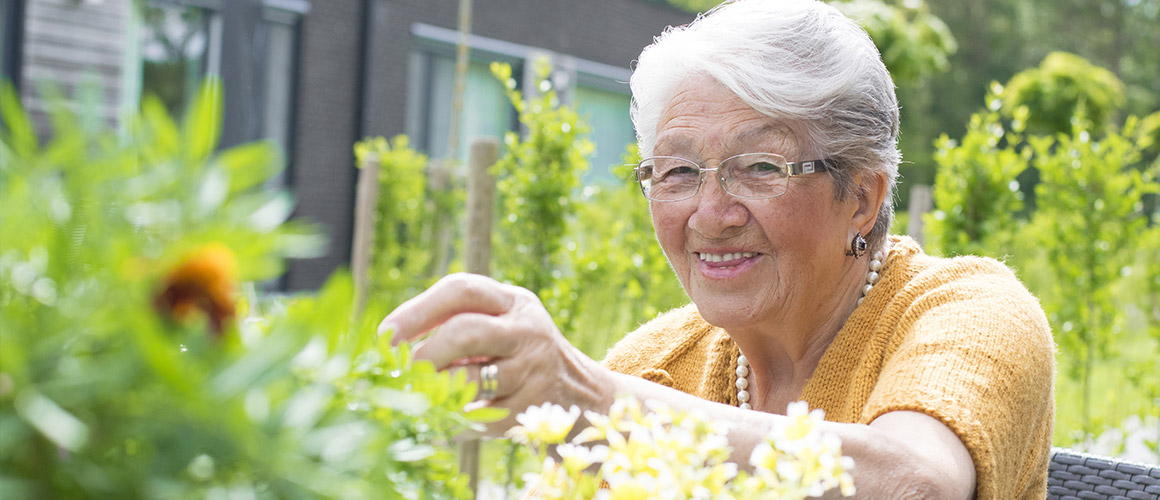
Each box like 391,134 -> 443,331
634,153 -> 833,202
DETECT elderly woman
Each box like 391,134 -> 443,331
381,0 -> 1054,498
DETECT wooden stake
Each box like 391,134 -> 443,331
351,152 -> 381,317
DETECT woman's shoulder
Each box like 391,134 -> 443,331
889,235 -> 1036,303
879,236 -> 1053,350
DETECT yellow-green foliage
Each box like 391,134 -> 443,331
564,145 -> 687,357
1002,52 -> 1126,136
354,135 -> 454,309
0,81 -> 499,499
926,83 -> 1159,450
925,83 -> 1030,257
1027,115 -> 1158,438
489,58 -> 594,318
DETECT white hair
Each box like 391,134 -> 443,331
630,0 -> 900,249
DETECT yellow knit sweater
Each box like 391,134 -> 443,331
601,236 -> 1055,499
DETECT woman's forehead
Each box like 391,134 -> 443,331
654,76 -> 799,157
654,120 -> 799,159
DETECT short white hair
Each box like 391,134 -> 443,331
630,0 -> 900,249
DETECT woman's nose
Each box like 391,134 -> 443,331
689,171 -> 748,238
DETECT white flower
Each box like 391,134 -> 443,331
507,403 -> 582,445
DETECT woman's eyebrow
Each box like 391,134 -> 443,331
653,133 -> 699,155
731,123 -> 791,151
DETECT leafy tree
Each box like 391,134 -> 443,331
661,0 -> 958,85
1001,52 -> 1125,136
353,136 -> 455,309
489,58 -> 594,310
564,145 -> 688,356
1028,115 -> 1158,437
924,85 -> 1030,257
832,0 -> 957,84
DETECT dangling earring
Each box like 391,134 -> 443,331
846,232 -> 867,259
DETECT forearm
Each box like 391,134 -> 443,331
600,371 -> 976,499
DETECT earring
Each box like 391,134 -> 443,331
846,232 -> 867,259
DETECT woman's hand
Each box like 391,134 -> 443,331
378,273 -> 612,436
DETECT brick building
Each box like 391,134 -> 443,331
1,0 -> 694,290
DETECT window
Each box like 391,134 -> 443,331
407,24 -> 636,185
131,0 -> 306,186
139,4 -> 217,117
406,50 -> 514,163
1,0 -> 24,89
575,84 -> 636,184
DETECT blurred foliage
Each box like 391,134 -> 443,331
924,80 -> 1160,452
489,58 -> 594,327
925,83 -> 1030,256
894,0 -> 1159,207
1001,52 -> 1125,136
0,80 -> 501,499
1027,115 -> 1158,438
832,0 -> 957,84
563,145 -> 688,357
660,0 -> 957,86
353,135 -> 459,311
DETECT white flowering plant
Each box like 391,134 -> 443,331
507,397 -> 855,500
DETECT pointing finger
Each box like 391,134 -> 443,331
378,273 -> 515,345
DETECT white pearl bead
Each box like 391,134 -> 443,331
867,271 -> 879,284
740,403 -> 751,410
856,297 -> 864,306
869,259 -> 882,272
863,284 -> 874,296
737,355 -> 748,366
736,377 -> 748,390
736,365 -> 749,378
873,251 -> 883,261
738,390 -> 750,403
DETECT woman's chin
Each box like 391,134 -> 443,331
692,296 -> 764,330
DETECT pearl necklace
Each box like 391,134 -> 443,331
736,249 -> 886,410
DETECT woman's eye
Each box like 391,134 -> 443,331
657,165 -> 699,182
738,161 -> 785,177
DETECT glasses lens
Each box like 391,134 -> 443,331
722,154 -> 790,199
639,157 -> 701,201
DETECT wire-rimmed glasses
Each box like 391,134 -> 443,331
634,153 -> 833,202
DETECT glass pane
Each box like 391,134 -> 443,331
139,4 -> 210,118
263,20 -> 294,147
0,0 -> 9,83
419,54 -> 511,163
575,85 -> 635,185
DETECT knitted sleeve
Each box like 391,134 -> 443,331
862,257 -> 1055,500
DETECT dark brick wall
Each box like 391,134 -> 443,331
286,0 -> 693,290
363,0 -> 693,138
284,0 -> 365,290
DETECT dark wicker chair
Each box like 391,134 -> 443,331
1047,447 -> 1160,499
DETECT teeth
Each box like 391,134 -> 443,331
699,252 -> 756,262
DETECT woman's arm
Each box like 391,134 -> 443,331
381,273 -> 975,499
607,371 -> 976,499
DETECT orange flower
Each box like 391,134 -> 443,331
154,243 -> 238,336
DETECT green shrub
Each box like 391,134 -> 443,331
489,58 -> 594,326
0,81 -> 499,499
1002,52 -> 1125,136
925,84 -> 1030,257
1028,115 -> 1158,438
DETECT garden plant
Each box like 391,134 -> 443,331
0,80 -> 504,499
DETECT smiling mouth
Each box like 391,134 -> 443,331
697,251 -> 759,263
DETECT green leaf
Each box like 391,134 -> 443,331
464,406 -> 509,423
215,140 -> 283,195
14,391 -> 89,451
0,83 -> 37,160
182,78 -> 224,166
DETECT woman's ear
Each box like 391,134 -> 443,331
851,171 -> 889,237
